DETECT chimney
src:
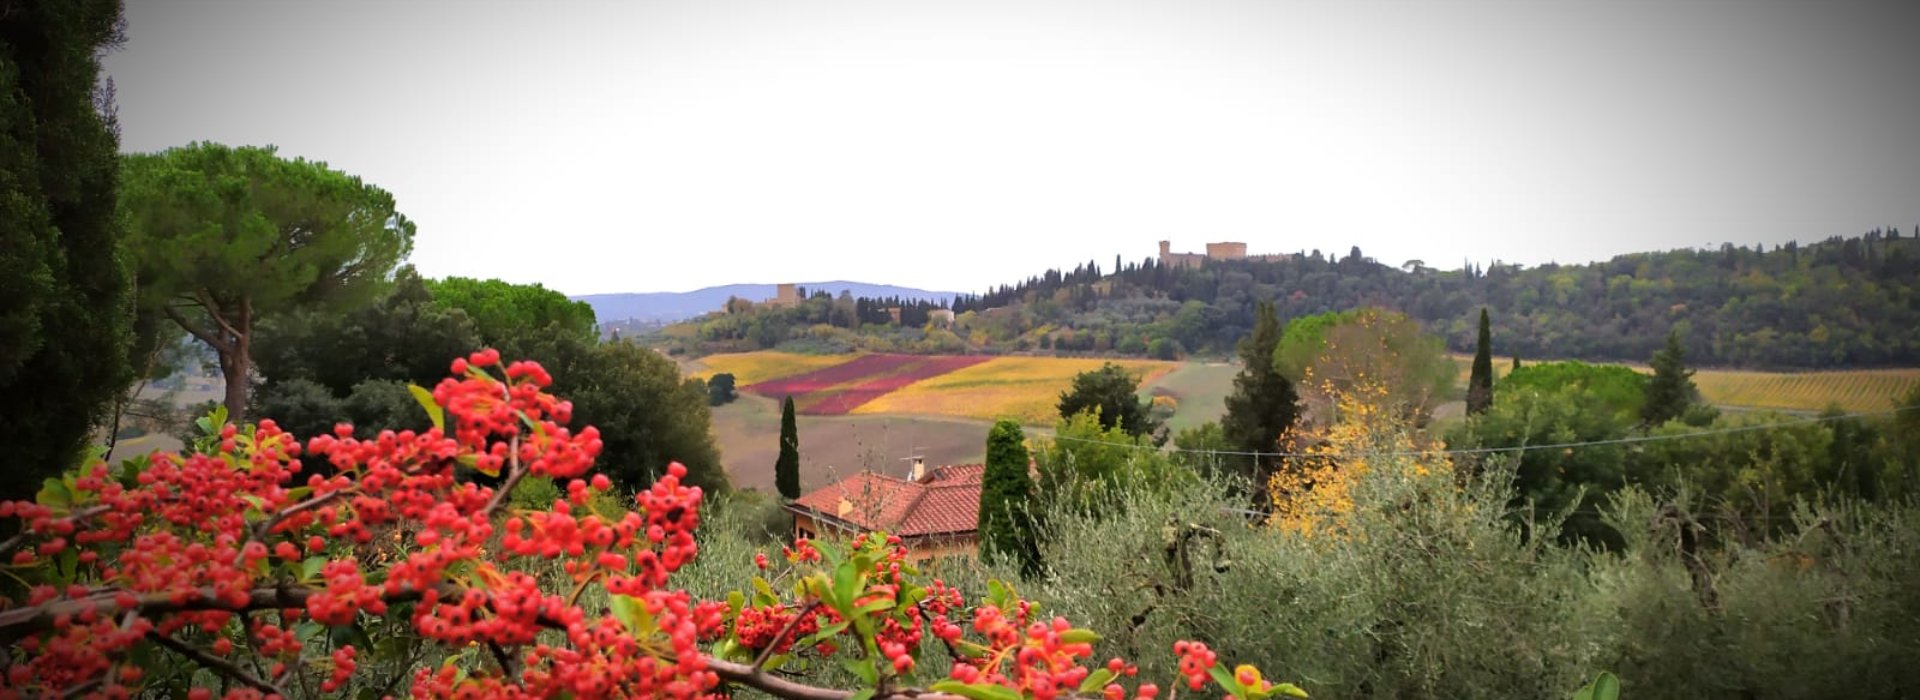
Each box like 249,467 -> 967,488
909,457 -> 927,482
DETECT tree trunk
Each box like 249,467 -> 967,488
220,346 -> 248,422
219,304 -> 252,422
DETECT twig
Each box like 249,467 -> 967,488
916,600 -> 971,664
0,505 -> 110,558
488,640 -> 517,676
148,631 -> 288,696
484,434 -> 527,517
1,580 -> 973,700
250,488 -> 353,542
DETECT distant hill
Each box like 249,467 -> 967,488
574,281 -> 960,325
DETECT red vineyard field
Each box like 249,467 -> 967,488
744,354 -> 992,415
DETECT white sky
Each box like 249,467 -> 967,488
107,0 -> 1920,295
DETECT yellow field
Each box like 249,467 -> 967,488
852,356 -> 1178,424
689,352 -> 859,385
1450,354 -> 1918,414
1691,369 -> 1919,414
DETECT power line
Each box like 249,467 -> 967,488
1043,406 -> 1917,460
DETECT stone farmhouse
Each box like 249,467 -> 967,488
785,460 -> 983,560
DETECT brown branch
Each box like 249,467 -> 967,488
487,640 -> 517,677
161,303 -> 232,356
916,600 -> 972,664
484,434 -> 527,517
0,505 -> 111,559
250,488 -> 353,543
0,581 -> 975,700
148,631 -> 287,696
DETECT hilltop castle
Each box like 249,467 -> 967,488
1157,240 -> 1289,269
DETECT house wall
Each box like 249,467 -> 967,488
1206,242 -> 1248,260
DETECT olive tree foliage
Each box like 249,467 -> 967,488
1034,410 -> 1195,513
120,143 -> 415,420
0,0 -> 133,502
932,446 -> 1920,700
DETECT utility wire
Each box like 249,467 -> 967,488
1043,405 -> 1917,460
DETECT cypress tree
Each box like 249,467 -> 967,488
1466,308 -> 1494,415
1220,301 -> 1299,492
978,419 -> 1040,577
1641,330 -> 1698,426
775,396 -> 800,500
0,0 -> 134,503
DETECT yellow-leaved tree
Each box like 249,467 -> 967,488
1268,377 -> 1452,537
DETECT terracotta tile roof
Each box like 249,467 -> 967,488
789,465 -> 984,538
920,464 -> 985,485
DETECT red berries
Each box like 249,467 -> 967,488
1174,640 -> 1220,690
0,349 -> 1286,700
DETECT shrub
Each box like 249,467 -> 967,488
0,350 -> 1297,700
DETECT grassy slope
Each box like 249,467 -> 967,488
1144,362 -> 1238,434
709,393 -> 989,493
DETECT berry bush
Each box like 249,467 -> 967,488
0,350 -> 1299,700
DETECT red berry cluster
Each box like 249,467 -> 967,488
1173,640 -> 1219,690
733,604 -> 821,654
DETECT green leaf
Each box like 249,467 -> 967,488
35,478 -> 71,509
1059,628 -> 1101,645
1209,665 -> 1242,698
408,384 -> 445,432
1573,672 -> 1620,700
53,548 -> 78,584
829,560 -> 862,612
929,680 -> 1025,700
726,590 -> 745,617
294,621 -> 325,644
302,556 -> 327,581
797,619 -> 850,648
609,594 -> 655,636
751,576 -> 778,607
840,656 -> 879,686
1078,668 -> 1118,694
986,579 -> 1009,608
853,597 -> 896,616
1272,683 -> 1309,698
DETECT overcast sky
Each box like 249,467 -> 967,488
106,0 -> 1919,295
